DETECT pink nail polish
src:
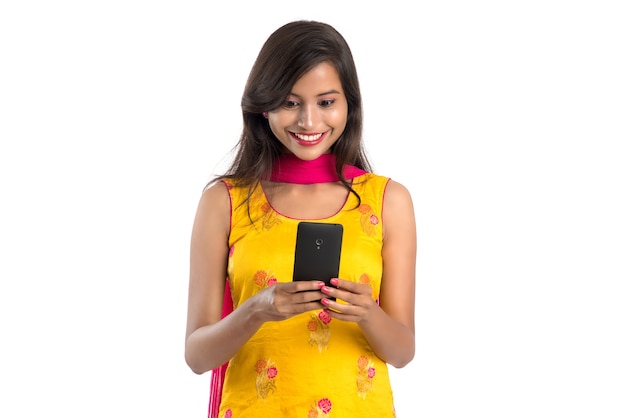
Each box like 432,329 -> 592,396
330,278 -> 339,286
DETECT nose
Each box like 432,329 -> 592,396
297,104 -> 316,129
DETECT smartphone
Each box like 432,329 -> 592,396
292,221 -> 343,286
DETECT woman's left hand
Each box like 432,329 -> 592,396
319,278 -> 378,323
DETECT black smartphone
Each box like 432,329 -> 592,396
292,221 -> 343,286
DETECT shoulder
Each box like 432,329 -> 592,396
353,172 -> 390,193
383,179 -> 413,204
353,173 -> 412,210
193,181 -> 232,234
381,179 -> 416,236
200,180 -> 231,209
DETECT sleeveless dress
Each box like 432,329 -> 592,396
218,173 -> 396,418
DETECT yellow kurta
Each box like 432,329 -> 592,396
219,173 -> 395,418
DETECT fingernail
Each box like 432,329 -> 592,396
317,282 -> 325,288
321,286 -> 331,293
330,278 -> 339,286
321,298 -> 331,306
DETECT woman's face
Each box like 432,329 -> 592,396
267,62 -> 348,161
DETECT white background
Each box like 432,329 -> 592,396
1,1 -> 625,417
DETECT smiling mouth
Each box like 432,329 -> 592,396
292,132 -> 324,141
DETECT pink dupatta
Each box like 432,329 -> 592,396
207,281 -> 233,418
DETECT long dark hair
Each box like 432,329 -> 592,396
209,20 -> 372,196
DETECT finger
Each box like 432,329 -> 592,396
319,301 -> 363,322
321,285 -> 351,303
329,278 -> 372,299
320,297 -> 351,312
325,309 -> 362,322
295,290 -> 326,304
271,291 -> 325,316
288,280 -> 326,293
329,277 -> 348,288
320,300 -> 365,321
274,288 -> 324,304
273,300 -> 325,317
330,277 -> 361,292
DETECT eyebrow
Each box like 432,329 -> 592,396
289,89 -> 342,98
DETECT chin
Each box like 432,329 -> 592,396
290,149 -> 330,161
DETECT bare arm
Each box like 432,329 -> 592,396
184,182 -> 326,374
320,179 -> 416,368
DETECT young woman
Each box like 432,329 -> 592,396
185,20 -> 416,417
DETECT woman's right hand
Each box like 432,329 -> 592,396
251,280 -> 326,322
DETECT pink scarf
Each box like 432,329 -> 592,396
208,153 -> 367,418
208,283 -> 233,418
269,153 -> 367,183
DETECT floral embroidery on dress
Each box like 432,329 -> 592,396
358,203 -> 379,235
253,270 -> 278,288
255,358 -> 278,399
359,273 -> 371,286
222,409 -> 232,418
356,355 -> 376,398
358,273 -> 375,298
260,201 -> 281,230
308,398 -> 332,417
307,310 -> 332,351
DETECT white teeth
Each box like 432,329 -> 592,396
294,132 -> 323,141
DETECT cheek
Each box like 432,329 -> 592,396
267,116 -> 284,138
329,108 -> 348,131
267,119 -> 278,137
268,112 -> 294,133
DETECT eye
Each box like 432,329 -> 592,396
283,100 -> 299,109
318,99 -> 335,108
